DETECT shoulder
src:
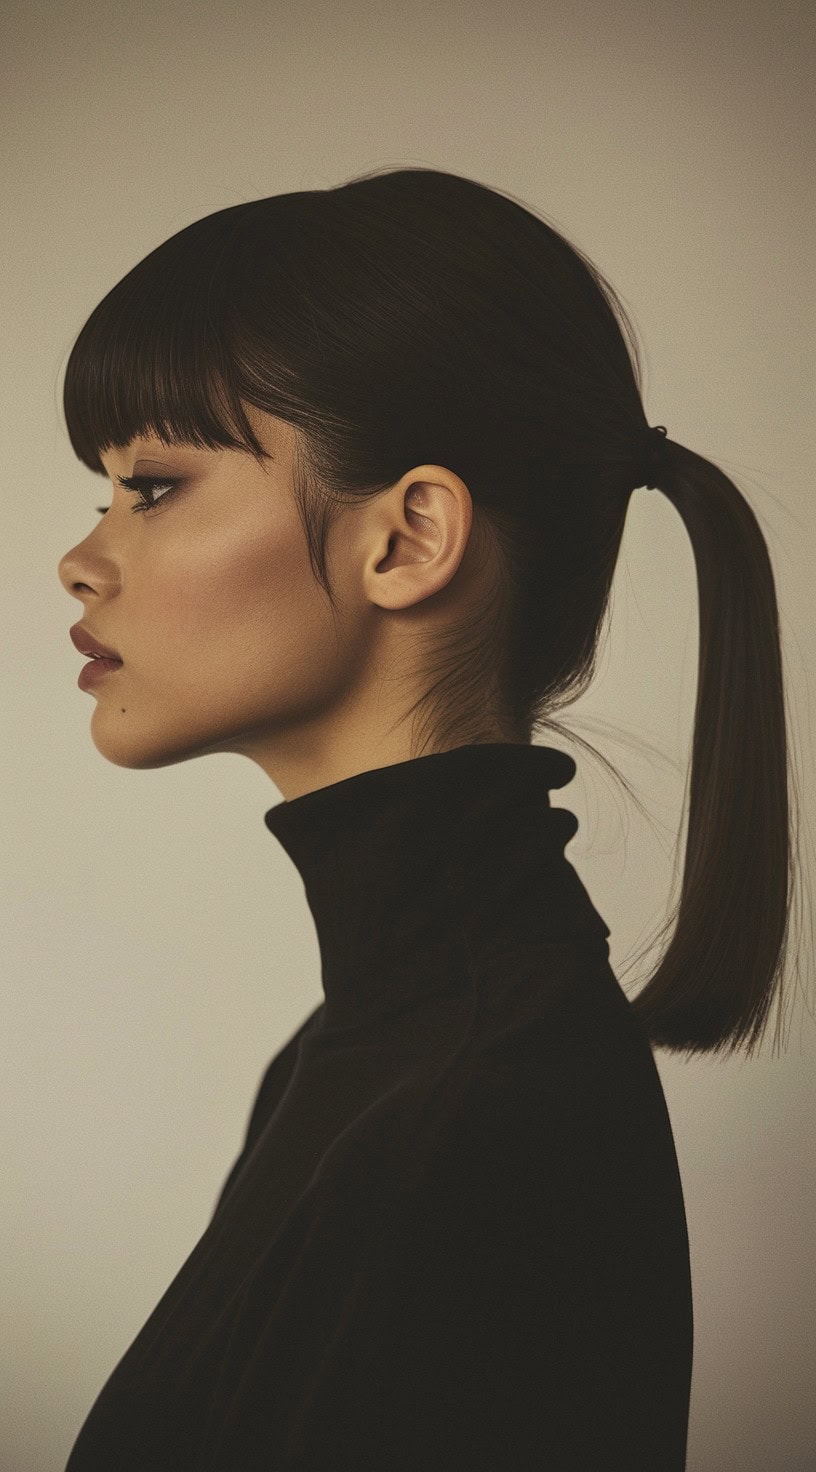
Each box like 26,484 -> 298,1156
244,1004 -> 323,1148
388,953 -> 676,1238
440,946 -> 650,1142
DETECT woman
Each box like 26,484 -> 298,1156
57,166 -> 799,1470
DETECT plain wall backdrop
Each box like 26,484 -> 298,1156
2,0 -> 814,1467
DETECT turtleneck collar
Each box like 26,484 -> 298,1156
263,742 -> 610,1031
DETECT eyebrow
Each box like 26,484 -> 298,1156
100,449 -> 186,475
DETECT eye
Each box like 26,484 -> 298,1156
95,475 -> 183,516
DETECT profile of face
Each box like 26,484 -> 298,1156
58,405 -> 487,798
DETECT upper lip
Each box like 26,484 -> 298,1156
69,624 -> 123,661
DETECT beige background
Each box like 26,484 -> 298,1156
2,0 -> 814,1467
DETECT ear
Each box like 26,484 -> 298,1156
360,465 -> 474,612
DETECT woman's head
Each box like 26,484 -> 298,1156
58,167 -> 654,785
57,165 -> 805,1059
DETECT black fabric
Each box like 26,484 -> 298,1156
64,741 -> 693,1471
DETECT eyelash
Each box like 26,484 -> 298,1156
95,475 -> 182,517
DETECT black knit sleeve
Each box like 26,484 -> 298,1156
277,1012 -> 693,1471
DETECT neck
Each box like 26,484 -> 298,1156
264,742 -> 610,1031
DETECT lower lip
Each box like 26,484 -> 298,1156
78,657 -> 124,690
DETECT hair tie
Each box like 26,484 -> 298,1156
634,424 -> 669,490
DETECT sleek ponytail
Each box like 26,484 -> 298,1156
62,163 -> 812,1060
620,438 -> 806,1058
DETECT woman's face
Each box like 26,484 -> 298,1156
58,404 -> 484,796
57,408 -> 378,794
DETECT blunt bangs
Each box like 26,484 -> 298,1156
62,205 -> 275,475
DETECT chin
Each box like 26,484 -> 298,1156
89,715 -> 219,772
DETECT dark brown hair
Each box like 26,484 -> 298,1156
61,165 -> 812,1061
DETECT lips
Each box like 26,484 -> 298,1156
69,623 -> 123,661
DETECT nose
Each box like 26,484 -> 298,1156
58,549 -> 84,596
58,541 -> 102,599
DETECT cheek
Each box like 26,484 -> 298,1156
142,522 -> 329,667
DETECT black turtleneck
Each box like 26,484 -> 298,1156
64,742 -> 693,1472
